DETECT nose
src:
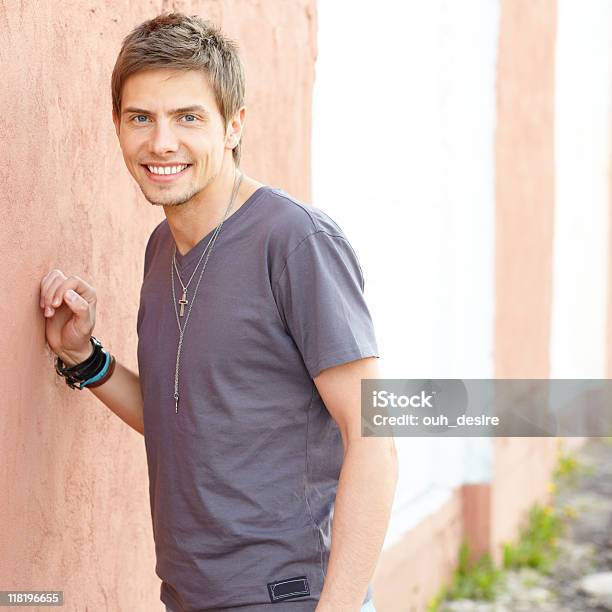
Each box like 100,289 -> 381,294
149,119 -> 179,156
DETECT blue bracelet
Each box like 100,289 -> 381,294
80,350 -> 111,389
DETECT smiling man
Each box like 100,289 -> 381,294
43,11 -> 397,612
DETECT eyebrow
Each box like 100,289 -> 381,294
122,105 -> 210,119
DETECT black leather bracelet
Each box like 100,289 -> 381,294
60,337 -> 98,371
55,336 -> 106,390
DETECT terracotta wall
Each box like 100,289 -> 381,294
494,0 -> 556,380
0,2 -> 316,611
491,0 -> 559,565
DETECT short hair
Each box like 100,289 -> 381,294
111,12 -> 246,166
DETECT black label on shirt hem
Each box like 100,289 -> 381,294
267,575 -> 310,603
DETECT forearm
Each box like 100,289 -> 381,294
317,437 -> 398,611
61,347 -> 145,436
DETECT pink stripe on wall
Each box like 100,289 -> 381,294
491,0 -> 559,567
495,0 -> 556,380
489,0 -> 557,561
373,1 -> 565,608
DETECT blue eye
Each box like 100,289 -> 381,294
133,115 -> 148,123
182,114 -> 197,122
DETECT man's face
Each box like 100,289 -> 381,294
114,68 -> 230,207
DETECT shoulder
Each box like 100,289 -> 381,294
145,218 -> 168,250
142,218 -> 169,271
257,186 -> 348,251
255,187 -> 364,287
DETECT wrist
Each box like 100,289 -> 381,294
55,337 -> 115,391
60,343 -> 95,367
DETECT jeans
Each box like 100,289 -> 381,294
165,600 -> 376,611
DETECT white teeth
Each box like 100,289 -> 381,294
146,164 -> 187,175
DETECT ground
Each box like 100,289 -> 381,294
440,438 -> 612,612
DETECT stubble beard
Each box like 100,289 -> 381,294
143,185 -> 200,208
139,171 -> 218,208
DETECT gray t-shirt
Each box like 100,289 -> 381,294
137,186 -> 379,612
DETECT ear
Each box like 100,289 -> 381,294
225,106 -> 246,150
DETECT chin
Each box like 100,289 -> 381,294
144,194 -> 189,207
141,186 -> 199,208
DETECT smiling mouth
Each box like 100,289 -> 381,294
143,163 -> 191,176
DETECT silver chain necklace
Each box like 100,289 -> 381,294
170,169 -> 243,414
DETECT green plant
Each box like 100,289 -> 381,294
552,446 -> 594,486
502,504 -> 566,574
441,542 -> 505,602
429,444 -> 583,609
426,592 -> 443,612
553,453 -> 580,483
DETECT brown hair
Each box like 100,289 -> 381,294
111,12 -> 246,166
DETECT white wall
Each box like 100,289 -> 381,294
550,0 -> 612,379
312,0 -> 499,548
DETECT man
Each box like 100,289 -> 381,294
40,12 -> 398,612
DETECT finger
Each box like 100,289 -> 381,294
46,277 -> 68,309
40,270 -> 66,308
42,275 -> 66,315
40,271 -> 54,307
62,289 -> 93,336
51,276 -> 96,310
43,275 -> 74,316
49,278 -> 69,307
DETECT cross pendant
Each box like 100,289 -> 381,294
179,289 -> 188,317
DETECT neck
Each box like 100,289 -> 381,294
164,155 -> 267,257
165,159 -> 240,257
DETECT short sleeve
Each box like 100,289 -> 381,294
273,231 -> 380,378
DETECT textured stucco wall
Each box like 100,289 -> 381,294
0,1 -> 316,610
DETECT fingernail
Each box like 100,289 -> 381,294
52,297 -> 60,306
66,290 -> 77,302
45,307 -> 53,316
